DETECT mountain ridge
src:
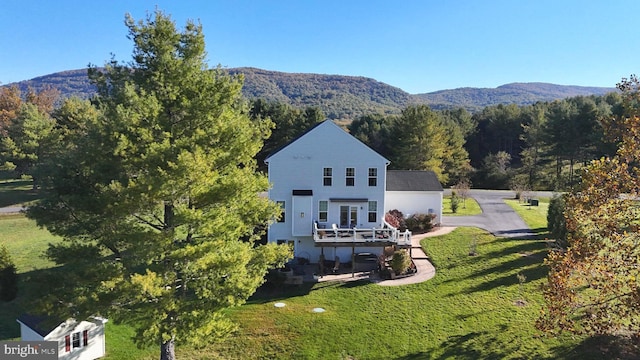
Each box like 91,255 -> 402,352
5,68 -> 616,119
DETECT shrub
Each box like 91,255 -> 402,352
385,209 -> 406,231
405,213 -> 436,233
390,249 -> 411,275
450,191 -> 460,213
0,245 -> 18,302
547,193 -> 568,248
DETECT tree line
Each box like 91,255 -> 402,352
0,74 -> 623,192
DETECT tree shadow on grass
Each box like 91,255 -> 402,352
395,327 -> 524,360
0,265 -> 67,340
549,334 -> 640,360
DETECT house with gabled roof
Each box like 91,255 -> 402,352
265,120 -> 443,264
17,314 -> 107,360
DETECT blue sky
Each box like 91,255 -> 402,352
1,0 -> 638,93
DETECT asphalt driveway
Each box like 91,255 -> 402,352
442,190 -> 552,239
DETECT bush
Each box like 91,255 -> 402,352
385,209 -> 406,231
0,245 -> 18,301
405,213 -> 436,233
450,191 -> 460,213
390,249 -> 411,275
547,193 -> 569,248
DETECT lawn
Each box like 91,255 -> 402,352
504,197 -> 550,234
442,195 -> 482,216
188,227 -> 599,360
0,176 -> 40,208
0,195 -> 616,359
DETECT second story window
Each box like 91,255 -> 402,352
368,168 -> 377,186
323,167 -> 332,186
346,167 -> 355,186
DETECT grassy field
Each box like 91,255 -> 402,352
0,175 -> 40,208
504,198 -> 550,234
442,195 -> 482,216
189,226 -> 604,360
1,190 -> 621,359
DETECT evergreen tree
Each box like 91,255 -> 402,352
27,11 -> 291,360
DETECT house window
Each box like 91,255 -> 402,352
72,332 -> 81,348
368,201 -> 377,223
318,201 -> 328,222
276,201 -> 285,222
346,167 -> 355,186
368,168 -> 377,186
323,167 -> 332,186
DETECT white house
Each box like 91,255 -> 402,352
17,314 -> 108,360
265,120 -> 443,264
385,170 -> 443,224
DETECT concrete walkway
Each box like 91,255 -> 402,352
315,226 -> 455,286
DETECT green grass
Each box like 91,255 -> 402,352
443,195 -> 482,216
184,228 -> 597,360
0,176 -> 40,208
0,199 -> 621,359
0,215 -> 62,340
504,198 -> 550,235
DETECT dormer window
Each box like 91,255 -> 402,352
346,167 -> 355,186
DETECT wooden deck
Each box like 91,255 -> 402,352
313,223 -> 412,247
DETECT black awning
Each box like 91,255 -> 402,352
292,190 -> 313,196
329,198 -> 368,202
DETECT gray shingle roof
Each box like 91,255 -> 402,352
386,170 -> 443,192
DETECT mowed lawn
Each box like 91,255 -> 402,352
442,195 -> 482,216
197,227 -> 596,360
1,191 -> 609,359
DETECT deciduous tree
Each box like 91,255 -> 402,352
538,76 -> 640,342
27,11 -> 291,360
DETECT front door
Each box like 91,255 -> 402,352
339,205 -> 358,228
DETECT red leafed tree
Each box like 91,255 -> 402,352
538,76 -> 640,338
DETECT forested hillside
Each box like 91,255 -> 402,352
6,68 -> 615,120
414,83 -> 615,112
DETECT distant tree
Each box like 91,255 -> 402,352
477,151 -> 512,189
538,76 -> 640,343
0,244 -> 18,302
388,105 -> 467,183
543,97 -> 605,189
348,113 -> 393,157
0,103 -> 59,187
466,104 -> 523,168
0,85 -> 22,135
450,191 -> 460,214
440,107 -> 476,139
451,179 -> 471,209
249,99 -> 324,170
27,11 -> 291,360
519,103 -> 548,190
546,193 -> 568,248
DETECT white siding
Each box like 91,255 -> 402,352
266,121 -> 389,261
18,318 -> 109,360
385,191 -> 443,225
17,321 -> 44,341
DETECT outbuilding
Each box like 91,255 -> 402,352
17,314 -> 108,360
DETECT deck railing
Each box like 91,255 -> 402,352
313,221 -> 412,246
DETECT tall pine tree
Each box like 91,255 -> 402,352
27,10 -> 291,360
